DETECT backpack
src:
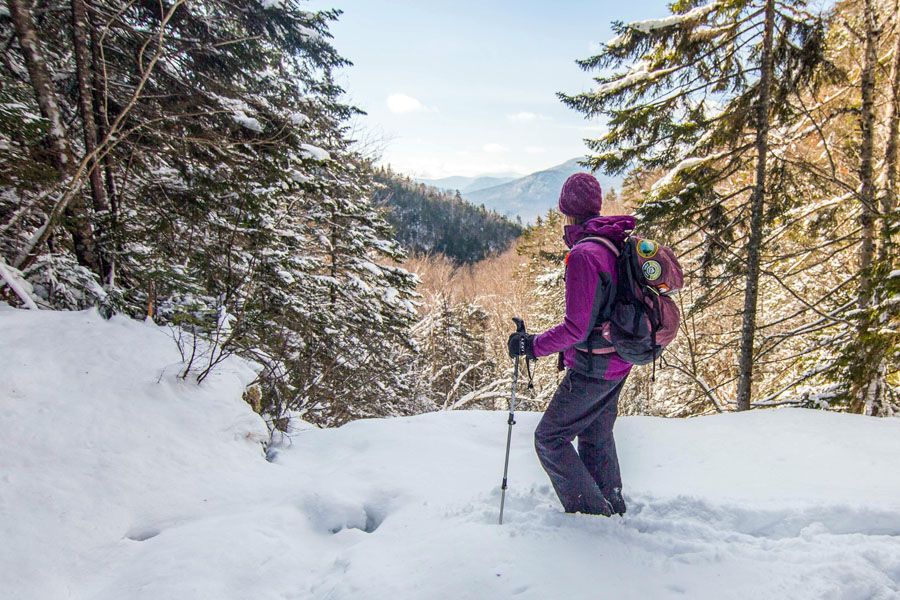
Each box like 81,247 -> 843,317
575,235 -> 683,368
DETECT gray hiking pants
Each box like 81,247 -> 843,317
534,369 -> 625,514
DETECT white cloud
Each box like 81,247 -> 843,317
483,143 -> 508,154
507,111 -> 549,122
386,93 -> 436,114
525,146 -> 546,154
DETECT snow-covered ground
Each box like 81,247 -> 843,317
2,306 -> 900,600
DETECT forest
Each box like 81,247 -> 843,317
1,0 -> 899,429
372,167 -> 522,265
4,2 -> 900,598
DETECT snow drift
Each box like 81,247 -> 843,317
2,306 -> 899,599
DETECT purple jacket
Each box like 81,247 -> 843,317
532,215 -> 635,380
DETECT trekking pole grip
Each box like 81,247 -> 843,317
512,317 -> 526,334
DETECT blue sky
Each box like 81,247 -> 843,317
307,0 -> 672,178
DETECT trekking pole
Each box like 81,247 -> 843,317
499,317 -> 526,525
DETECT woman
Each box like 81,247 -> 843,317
508,172 -> 634,516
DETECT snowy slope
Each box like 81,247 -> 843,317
2,306 -> 900,600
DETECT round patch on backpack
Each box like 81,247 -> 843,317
637,239 -> 658,258
642,260 -> 662,281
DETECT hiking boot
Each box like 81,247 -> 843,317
566,494 -> 613,517
607,487 -> 626,516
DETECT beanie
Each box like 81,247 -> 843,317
558,173 -> 603,219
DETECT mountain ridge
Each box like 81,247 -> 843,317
459,158 -> 624,224
417,174 -> 520,194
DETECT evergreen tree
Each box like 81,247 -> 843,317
561,0 -> 831,410
1,1 -> 421,427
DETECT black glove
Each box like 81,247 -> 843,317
507,332 -> 536,360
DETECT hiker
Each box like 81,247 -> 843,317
508,173 -> 634,517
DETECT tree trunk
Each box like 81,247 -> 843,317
857,0 -> 878,311
735,0 -> 776,412
880,2 -> 900,265
6,0 -> 71,172
88,5 -> 120,285
330,207 -> 338,307
71,0 -> 111,282
865,2 -> 900,419
5,0 -> 100,273
851,0 -> 884,415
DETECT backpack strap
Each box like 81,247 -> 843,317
577,236 -> 621,257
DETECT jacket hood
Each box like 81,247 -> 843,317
563,215 -> 636,249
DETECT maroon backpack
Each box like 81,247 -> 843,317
576,236 -> 683,367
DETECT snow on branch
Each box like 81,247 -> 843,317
630,2 -> 721,33
300,144 -> 330,161
449,378 -> 512,411
606,0 -> 722,46
651,150 -> 730,192
595,61 -> 678,96
0,255 -> 39,310
442,360 -> 491,410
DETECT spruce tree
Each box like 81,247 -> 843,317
561,0 -> 831,410
1,1 -> 422,426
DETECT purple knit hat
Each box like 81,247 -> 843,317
559,173 -> 603,219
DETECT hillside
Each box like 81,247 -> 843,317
3,306 -> 900,600
461,158 -> 624,224
373,169 -> 522,264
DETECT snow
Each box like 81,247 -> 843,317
596,60 -> 676,96
605,2 -> 721,47
384,286 -> 399,304
231,111 -> 263,132
289,111 -> 310,125
630,2 -> 720,34
3,307 -> 900,599
651,151 -> 729,191
301,143 -> 331,161
605,32 -> 627,48
0,258 -> 39,309
652,156 -> 709,190
298,25 -> 323,42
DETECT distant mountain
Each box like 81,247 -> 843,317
461,158 -> 623,224
461,176 -> 519,194
417,174 -> 519,194
417,176 -> 474,192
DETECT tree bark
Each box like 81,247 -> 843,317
88,4 -> 121,285
6,0 -> 71,173
71,0 -> 111,282
5,0 -> 100,273
857,0 -> 878,311
735,0 -> 776,412
851,0 -> 883,415
880,2 -> 900,265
